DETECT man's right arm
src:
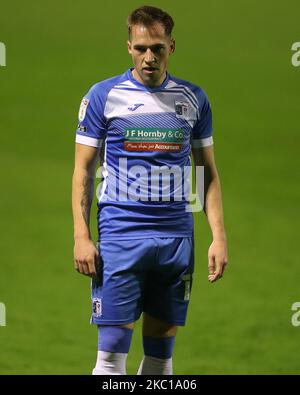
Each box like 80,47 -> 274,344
72,143 -> 100,277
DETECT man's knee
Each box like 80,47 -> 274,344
98,325 -> 134,353
140,314 -> 176,363
142,313 -> 178,337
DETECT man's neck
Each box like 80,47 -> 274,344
131,68 -> 167,88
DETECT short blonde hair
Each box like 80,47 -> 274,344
127,6 -> 174,38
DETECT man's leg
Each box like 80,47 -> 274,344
91,238 -> 156,375
137,313 -> 177,375
93,322 -> 135,375
137,237 -> 194,375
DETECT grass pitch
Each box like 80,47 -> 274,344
0,0 -> 299,374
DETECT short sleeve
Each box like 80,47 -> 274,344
191,91 -> 213,148
75,85 -> 107,148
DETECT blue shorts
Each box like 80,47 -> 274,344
91,237 -> 194,326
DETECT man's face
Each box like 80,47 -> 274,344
127,23 -> 175,87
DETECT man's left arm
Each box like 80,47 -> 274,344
192,145 -> 228,283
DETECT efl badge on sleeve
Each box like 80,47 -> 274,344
175,101 -> 189,119
77,125 -> 87,132
78,98 -> 89,122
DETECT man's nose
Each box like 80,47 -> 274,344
145,48 -> 155,63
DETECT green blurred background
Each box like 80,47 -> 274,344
0,0 -> 299,374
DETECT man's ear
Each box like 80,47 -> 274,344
170,38 -> 176,55
127,40 -> 132,55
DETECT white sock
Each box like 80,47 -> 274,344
92,351 -> 128,375
137,355 -> 173,375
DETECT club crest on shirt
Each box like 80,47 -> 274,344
78,98 -> 89,122
92,298 -> 102,317
175,101 -> 189,119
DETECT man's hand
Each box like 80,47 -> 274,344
208,237 -> 228,283
74,238 -> 99,277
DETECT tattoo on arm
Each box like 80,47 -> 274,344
80,175 -> 94,226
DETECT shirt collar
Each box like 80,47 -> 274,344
126,68 -> 170,92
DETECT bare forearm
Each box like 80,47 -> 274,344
203,168 -> 226,240
72,167 -> 94,240
192,146 -> 228,282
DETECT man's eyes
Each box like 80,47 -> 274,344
135,46 -> 165,53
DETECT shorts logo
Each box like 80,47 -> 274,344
92,298 -> 102,317
182,274 -> 192,301
78,98 -> 89,122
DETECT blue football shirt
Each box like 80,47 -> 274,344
75,68 -> 213,240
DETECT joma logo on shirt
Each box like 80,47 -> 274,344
128,103 -> 144,111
